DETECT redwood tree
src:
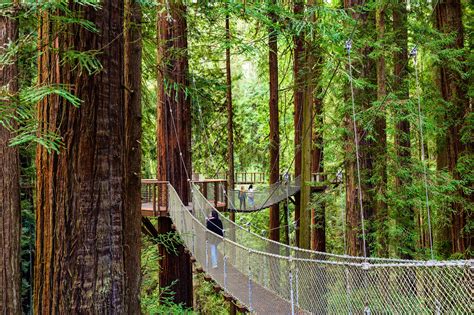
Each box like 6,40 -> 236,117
293,0 -> 304,246
226,8 -> 235,223
343,0 -> 377,257
434,0 -> 471,256
268,0 -> 280,243
124,0 -> 142,309
156,0 -> 193,306
34,1 -> 140,312
374,0 -> 388,256
307,0 -> 326,252
0,3 -> 21,313
393,0 -> 415,259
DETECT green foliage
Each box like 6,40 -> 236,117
194,274 -> 228,315
140,236 -> 194,314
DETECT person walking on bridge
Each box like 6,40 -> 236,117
206,210 -> 223,268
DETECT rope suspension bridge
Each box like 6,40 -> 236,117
140,180 -> 472,314
138,39 -> 474,313
146,9 -> 473,311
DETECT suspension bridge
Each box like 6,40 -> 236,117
142,19 -> 473,313
140,179 -> 472,314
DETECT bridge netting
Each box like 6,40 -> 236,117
225,175 -> 301,212
168,183 -> 472,314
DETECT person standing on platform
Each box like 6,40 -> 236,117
206,210 -> 224,268
248,184 -> 255,209
238,186 -> 247,210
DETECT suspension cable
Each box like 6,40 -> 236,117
345,39 -> 367,259
410,46 -> 434,260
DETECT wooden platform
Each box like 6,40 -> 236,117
207,201 -> 227,212
141,202 -> 168,217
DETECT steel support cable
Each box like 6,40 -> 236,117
168,102 -> 191,181
357,0 -> 442,141
345,39 -> 367,259
190,70 -> 289,214
345,36 -> 371,314
192,183 -> 419,264
411,47 -> 434,260
170,183 -> 472,314
189,19 -> 359,229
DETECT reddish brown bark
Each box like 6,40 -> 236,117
34,1 -> 140,313
156,0 -> 193,306
226,11 -> 235,223
393,0 -> 415,259
307,0 -> 326,252
311,101 -> 325,252
375,2 -> 388,257
434,0 -> 471,256
124,0 -> 142,309
0,4 -> 21,313
268,0 -> 280,243
343,0 -> 377,257
293,0 -> 304,246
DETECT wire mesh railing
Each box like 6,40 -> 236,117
226,175 -> 301,211
169,184 -> 473,314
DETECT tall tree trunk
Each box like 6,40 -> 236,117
308,0 -> 326,253
268,0 -> 280,243
375,1 -> 388,257
393,0 -> 415,259
343,0 -> 377,257
225,11 -> 237,314
298,4 -> 313,250
0,3 -> 21,313
34,2 -> 140,312
124,0 -> 142,309
293,0 -> 304,246
156,0 -> 193,306
434,0 -> 471,256
226,10 -> 235,223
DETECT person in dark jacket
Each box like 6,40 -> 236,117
206,210 -> 223,268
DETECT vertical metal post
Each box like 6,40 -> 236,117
289,258 -> 295,315
295,265 -> 299,307
180,205 -> 185,244
224,256 -> 228,290
192,220 -> 195,255
248,250 -> 253,311
285,172 -> 291,246
205,239 -> 209,271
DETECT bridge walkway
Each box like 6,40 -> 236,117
140,181 -> 472,314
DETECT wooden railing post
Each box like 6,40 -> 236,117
214,182 -> 218,208
203,182 -> 208,200
157,183 -> 162,213
224,181 -> 228,209
152,183 -> 157,216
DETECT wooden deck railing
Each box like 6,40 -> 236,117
310,172 -> 344,185
192,179 -> 227,209
141,179 -> 168,216
217,172 -> 267,184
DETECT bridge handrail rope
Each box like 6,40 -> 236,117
168,183 -> 473,314
225,175 -> 301,212
192,183 -> 444,264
